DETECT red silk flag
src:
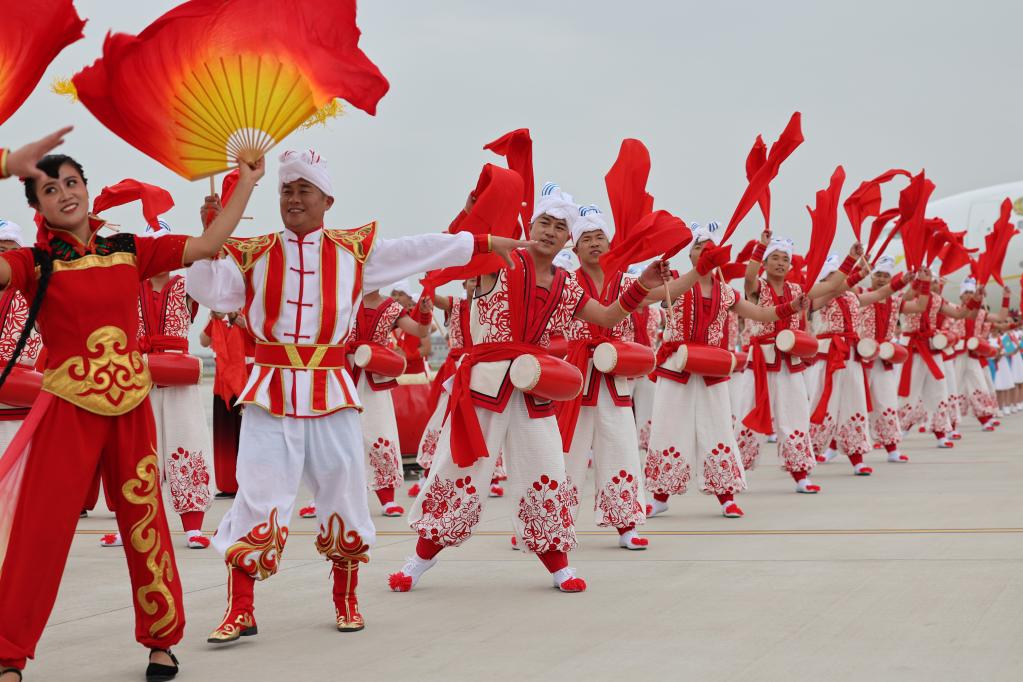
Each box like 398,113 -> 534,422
894,171 -> 935,271
604,139 -> 654,248
745,135 -> 770,230
92,179 -> 174,229
0,0 -> 85,125
977,198 -> 1018,286
484,129 -> 534,233
867,207 -> 900,260
923,218 -> 951,266
843,169 -> 910,242
420,164 -> 524,293
720,112 -> 804,246
803,165 -> 846,286
599,210 -> 691,277
937,239 -> 972,277
71,0 -> 389,180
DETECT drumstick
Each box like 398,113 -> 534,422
661,261 -> 676,339
209,176 -> 216,196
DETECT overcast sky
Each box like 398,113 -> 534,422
1,0 -> 1020,258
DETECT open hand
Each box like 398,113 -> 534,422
490,236 -> 531,269
5,126 -> 73,182
639,259 -> 671,289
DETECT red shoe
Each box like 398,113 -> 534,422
872,443 -> 882,450
950,432 -> 963,441
299,505 -> 317,519
99,533 -> 122,547
918,426 -> 927,433
489,483 -> 504,498
407,482 -> 420,497
722,502 -> 744,518
510,535 -> 520,550
187,533 -> 211,549
552,568 -> 587,592
382,502 -> 404,517
854,465 -> 874,476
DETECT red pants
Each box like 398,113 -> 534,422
212,394 -> 241,494
0,397 -> 185,669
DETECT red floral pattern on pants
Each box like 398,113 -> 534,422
899,400 -> 926,433
166,446 -> 211,514
929,399 -> 954,435
870,407 -> 901,448
417,427 -> 440,470
780,429 -> 814,473
737,426 -> 760,470
411,476 -> 482,548
809,413 -> 835,457
638,420 -> 652,453
517,475 -> 578,553
644,446 -> 692,496
836,413 -> 870,457
969,389 -> 996,419
596,470 -> 644,529
368,437 -> 401,490
702,443 -> 745,495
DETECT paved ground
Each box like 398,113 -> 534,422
21,398 -> 1023,681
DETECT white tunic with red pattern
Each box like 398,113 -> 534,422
898,294 -> 954,434
0,289 -> 43,427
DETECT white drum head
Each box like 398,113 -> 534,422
509,354 -> 541,392
592,342 -> 618,374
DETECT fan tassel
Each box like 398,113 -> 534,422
300,99 -> 344,129
51,77 -> 80,102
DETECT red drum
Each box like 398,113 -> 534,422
967,337 -> 997,358
879,341 -> 909,364
856,338 -> 879,360
674,345 -> 736,377
0,365 -> 42,407
775,329 -> 820,358
354,345 -> 406,378
593,341 -> 655,378
732,350 -> 748,373
547,335 -> 569,359
509,354 -> 583,401
930,332 -> 949,351
148,352 -> 202,386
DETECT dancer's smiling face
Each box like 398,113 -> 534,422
280,179 -> 333,235
529,214 -> 570,258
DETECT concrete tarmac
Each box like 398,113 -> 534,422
21,407 -> 1023,681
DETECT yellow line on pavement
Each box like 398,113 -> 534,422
74,527 -> 1023,537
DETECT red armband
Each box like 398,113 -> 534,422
1002,294 -> 1011,309
412,305 -> 433,325
472,234 -> 492,256
838,255 -> 857,275
0,148 -> 9,180
618,279 -> 650,313
912,279 -> 931,294
889,272 -> 906,291
966,298 -> 981,310
751,242 -> 766,262
774,300 -> 797,318
846,267 -> 867,288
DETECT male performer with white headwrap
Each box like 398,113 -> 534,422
947,278 -> 1008,429
396,183 -> 668,594
187,149 -> 525,639
559,205 -> 648,550
0,221 -> 41,454
856,255 -> 912,462
644,223 -> 808,519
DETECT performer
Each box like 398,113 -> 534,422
559,205 -> 648,550
187,149 -> 524,639
897,269 -> 972,447
945,280 -> 1005,431
934,278 -> 964,439
396,183 -> 668,594
856,256 -> 911,462
644,224 -> 808,519
738,234 -> 839,491
100,222 -> 214,550
0,222 -> 41,454
805,252 -> 906,473
0,150 -> 260,681
199,310 -> 254,497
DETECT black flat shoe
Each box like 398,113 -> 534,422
214,491 -> 236,499
146,649 -> 179,682
0,668 -> 22,680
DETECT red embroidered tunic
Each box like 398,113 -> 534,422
345,297 -> 405,390
654,280 -> 737,386
748,278 -> 807,373
137,275 -> 197,351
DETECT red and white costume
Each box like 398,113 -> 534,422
630,304 -> 662,454
417,296 -> 470,473
948,306 -> 999,426
857,289 -> 906,455
137,274 -> 213,544
0,289 -> 42,449
898,291 -> 954,439
203,314 -> 254,495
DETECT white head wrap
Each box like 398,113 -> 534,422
626,264 -> 643,277
144,219 -> 172,239
553,249 -> 577,271
960,277 -> 977,294
763,237 -> 794,260
0,219 -> 26,247
571,204 -> 611,244
279,149 -> 334,197
817,253 -> 841,282
689,220 -> 722,249
388,278 -> 422,300
873,255 -> 897,275
530,182 -> 578,229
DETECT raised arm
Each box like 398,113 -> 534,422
735,293 -> 808,322
182,158 -> 264,265
745,230 -> 770,300
575,260 -> 669,329
364,234 -> 526,293
1,126 -> 74,183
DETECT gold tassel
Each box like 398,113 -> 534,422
51,77 -> 79,103
300,99 -> 344,129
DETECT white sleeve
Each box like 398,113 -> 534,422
185,258 -> 246,313
363,231 -> 474,292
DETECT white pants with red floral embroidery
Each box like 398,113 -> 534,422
744,367 -> 816,474
954,354 -> 998,420
643,377 -> 747,497
408,391 -> 577,554
805,360 -> 871,458
565,384 -> 647,530
355,376 -> 403,492
416,392 -> 507,480
631,376 -> 656,454
149,385 -> 212,515
212,405 -> 376,579
897,354 -> 952,435
866,362 -> 902,450
942,357 -> 962,430
729,369 -> 760,470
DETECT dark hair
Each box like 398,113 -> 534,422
23,154 -> 87,206
0,250 -> 53,390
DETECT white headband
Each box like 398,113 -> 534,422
690,220 -> 721,249
279,149 -> 334,198
960,277 -> 977,294
572,204 -> 611,244
553,249 -> 577,271
764,237 -> 794,260
144,219 -> 172,239
873,255 -> 896,275
531,182 -> 578,228
0,219 -> 26,248
817,253 -> 841,282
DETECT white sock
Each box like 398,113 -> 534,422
399,554 -> 437,587
796,478 -> 816,492
551,567 -> 577,588
618,529 -> 645,549
886,450 -> 905,462
648,499 -> 669,517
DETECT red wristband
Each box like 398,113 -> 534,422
846,267 -> 867,288
1002,295 -> 1011,309
472,234 -> 492,256
838,255 -> 856,276
413,306 -> 433,325
889,272 -> 906,291
618,279 -> 650,313
751,242 -> 766,262
913,279 -> 931,294
966,298 -> 981,310
774,301 -> 796,318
